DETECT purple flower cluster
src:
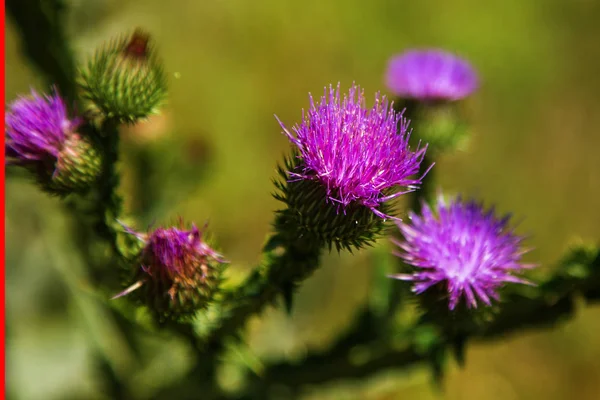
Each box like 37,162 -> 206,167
390,196 -> 533,309
5,88 -> 79,166
278,84 -> 429,219
385,49 -> 478,101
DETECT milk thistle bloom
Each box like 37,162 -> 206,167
278,83 -> 428,220
5,88 -> 101,193
115,221 -> 227,318
390,196 -> 533,310
385,49 -> 478,101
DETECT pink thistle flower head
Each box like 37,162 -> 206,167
385,49 -> 478,101
390,196 -> 535,310
5,88 -> 101,194
277,83 -> 429,220
5,88 -> 77,165
143,223 -> 225,279
116,220 -> 227,319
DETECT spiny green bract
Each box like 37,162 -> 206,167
41,134 -> 102,195
77,29 -> 167,124
273,153 -> 393,252
117,222 -> 227,322
144,257 -> 225,321
21,134 -> 103,197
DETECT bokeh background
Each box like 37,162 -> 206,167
5,0 -> 600,399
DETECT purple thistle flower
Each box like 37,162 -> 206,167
390,196 -> 534,310
385,49 -> 478,101
142,223 -> 226,281
114,220 -> 227,316
5,88 -> 79,166
144,224 -> 224,277
277,83 -> 429,220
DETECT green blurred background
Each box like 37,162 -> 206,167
5,0 -> 600,399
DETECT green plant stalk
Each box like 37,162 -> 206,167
238,245 -> 600,394
152,225 -> 324,398
7,0 -> 77,102
7,1 -> 138,394
199,225 -> 323,350
91,119 -> 132,261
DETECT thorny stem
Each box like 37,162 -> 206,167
90,119 -> 125,255
234,246 -> 600,397
199,226 -> 323,351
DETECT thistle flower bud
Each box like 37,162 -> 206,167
5,88 -> 101,194
275,84 -> 430,251
115,221 -> 227,319
78,29 -> 167,123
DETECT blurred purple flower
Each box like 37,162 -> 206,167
385,49 -> 478,101
114,220 -> 227,314
390,196 -> 534,310
5,88 -> 78,166
141,222 -> 225,288
277,83 -> 429,219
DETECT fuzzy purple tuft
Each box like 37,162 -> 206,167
5,88 -> 79,165
385,49 -> 478,101
390,196 -> 534,310
277,83 -> 429,220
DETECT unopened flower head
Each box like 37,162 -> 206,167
278,83 -> 428,220
385,49 -> 478,101
118,220 -> 227,318
5,88 -> 101,193
78,29 -> 167,123
390,196 -> 534,310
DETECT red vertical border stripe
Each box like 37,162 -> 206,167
1,1 -> 7,399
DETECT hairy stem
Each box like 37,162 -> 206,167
200,228 -> 322,351
93,119 -> 126,257
241,245 -> 600,395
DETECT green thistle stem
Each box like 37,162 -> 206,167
7,0 -> 77,102
200,220 -> 322,349
92,119 -> 126,257
239,245 -> 600,395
